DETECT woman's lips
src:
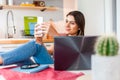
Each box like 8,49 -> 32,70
66,28 -> 71,31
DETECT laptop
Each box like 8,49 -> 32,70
54,36 -> 98,70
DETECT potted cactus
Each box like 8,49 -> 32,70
92,35 -> 120,80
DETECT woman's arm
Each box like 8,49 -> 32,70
34,21 -> 58,54
46,44 -> 54,55
47,21 -> 60,37
34,21 -> 59,44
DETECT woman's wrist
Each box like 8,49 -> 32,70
35,37 -> 43,44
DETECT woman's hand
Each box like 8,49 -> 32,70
34,22 -> 49,38
34,22 -> 49,44
34,21 -> 59,44
34,21 -> 59,37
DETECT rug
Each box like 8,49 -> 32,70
0,67 -> 84,80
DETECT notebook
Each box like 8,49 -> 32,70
54,36 -> 98,70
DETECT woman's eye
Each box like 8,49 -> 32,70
66,20 -> 68,23
70,22 -> 75,25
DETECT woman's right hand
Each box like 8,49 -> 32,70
34,21 -> 59,44
34,23 -> 49,38
34,21 -> 59,38
34,22 -> 50,44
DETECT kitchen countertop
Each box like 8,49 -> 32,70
0,38 -> 54,44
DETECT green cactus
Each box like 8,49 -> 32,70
95,35 -> 119,56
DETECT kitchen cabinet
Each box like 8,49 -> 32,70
0,5 -> 58,11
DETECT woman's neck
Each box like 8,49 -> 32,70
68,34 -> 77,36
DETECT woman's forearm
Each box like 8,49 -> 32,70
46,44 -> 54,55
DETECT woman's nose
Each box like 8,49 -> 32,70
65,22 -> 70,27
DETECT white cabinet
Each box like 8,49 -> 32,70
0,44 -> 23,52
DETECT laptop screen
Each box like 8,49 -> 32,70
54,36 -> 98,70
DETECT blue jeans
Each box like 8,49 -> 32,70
0,40 -> 54,65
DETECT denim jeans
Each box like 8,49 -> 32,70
0,40 -> 54,65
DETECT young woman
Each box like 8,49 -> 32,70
0,11 -> 85,65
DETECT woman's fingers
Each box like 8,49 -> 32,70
34,30 -> 43,37
34,29 -> 47,37
34,22 -> 50,38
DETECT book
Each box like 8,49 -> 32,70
24,16 -> 37,35
24,16 -> 43,36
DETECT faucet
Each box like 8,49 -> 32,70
6,10 -> 16,38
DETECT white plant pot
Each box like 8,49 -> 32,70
92,54 -> 120,80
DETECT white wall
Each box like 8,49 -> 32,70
104,0 -> 116,35
55,0 -> 77,33
63,0 -> 77,19
77,0 -> 118,37
77,0 -> 105,36
117,0 -> 120,42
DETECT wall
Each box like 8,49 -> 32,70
0,0 -> 64,38
55,0 -> 77,33
63,0 -> 77,19
77,0 -> 105,35
104,0 -> 116,34
117,0 -> 120,42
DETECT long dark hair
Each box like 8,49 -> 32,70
66,11 -> 85,36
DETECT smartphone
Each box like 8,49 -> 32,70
21,63 -> 40,69
37,17 -> 44,37
37,17 -> 43,24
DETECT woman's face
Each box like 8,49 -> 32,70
65,15 -> 79,36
